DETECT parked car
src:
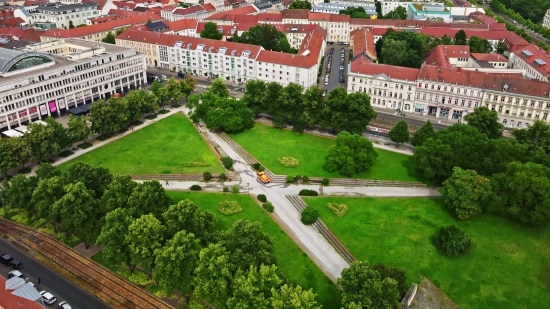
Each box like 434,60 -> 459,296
0,254 -> 13,265
40,291 -> 57,305
59,301 -> 72,309
8,270 -> 23,278
10,259 -> 22,269
329,49 -> 333,55
177,72 -> 186,78
340,66 -> 344,70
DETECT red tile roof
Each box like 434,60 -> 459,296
350,18 -> 490,30
419,28 -> 529,50
0,277 -> 44,309
173,4 -> 215,16
274,24 -> 316,34
351,28 -> 376,59
511,44 -> 550,77
234,14 -> 259,24
196,22 -> 237,36
0,27 -> 45,42
483,73 -> 550,98
112,1 -> 136,9
418,64 -> 524,87
281,9 -> 309,20
330,14 -> 351,22
205,5 -> 258,21
257,13 -> 282,23
23,0 -> 48,5
470,53 -> 507,62
166,19 -> 199,31
308,12 -> 331,21
41,14 -> 162,38
350,59 -> 420,81
423,45 -> 470,68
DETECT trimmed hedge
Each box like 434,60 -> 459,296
301,206 -> 319,225
190,184 -> 202,191
221,156 -> 234,170
257,194 -> 267,203
299,189 -> 319,196
223,186 -> 229,192
203,172 -> 212,181
322,178 -> 330,186
263,201 -> 274,213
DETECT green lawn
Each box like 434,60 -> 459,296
303,197 -> 550,309
60,113 -> 224,175
168,191 -> 341,308
230,124 -> 423,182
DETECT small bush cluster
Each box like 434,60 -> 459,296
219,173 -> 226,180
262,201 -> 274,213
203,172 -> 212,181
286,175 -> 294,183
252,163 -> 265,171
221,156 -> 234,170
223,186 -> 229,192
434,225 -> 471,257
301,206 -> 319,225
327,203 -> 348,218
299,189 -> 319,196
190,184 -> 202,191
302,175 -> 309,182
232,184 -> 240,193
322,178 -> 330,186
278,157 -> 299,167
257,194 -> 267,203
217,200 -> 243,216
183,161 -> 210,167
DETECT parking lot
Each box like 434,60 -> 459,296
320,43 -> 351,94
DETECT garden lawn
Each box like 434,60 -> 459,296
60,113 -> 224,175
303,197 -> 550,309
168,191 -> 341,308
230,124 -> 423,182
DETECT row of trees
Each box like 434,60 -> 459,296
411,106 -> 550,225
288,0 -> 312,9
0,162 -> 321,308
339,6 -> 407,20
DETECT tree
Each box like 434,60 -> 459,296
302,86 -> 324,126
163,77 -> 184,108
464,106 -> 503,139
4,175 -> 38,216
242,79 -> 267,115
124,90 -> 150,124
90,98 -> 129,136
468,36 -> 493,53
126,214 -> 166,271
102,32 -> 115,44
289,0 -> 312,9
53,182 -> 98,248
380,39 -> 409,68
7,136 -> 31,170
67,115 -> 93,144
194,243 -> 236,308
338,261 -> 400,309
162,199 -> 216,244
205,97 -> 255,133
200,22 -> 222,40
222,220 -> 276,271
180,76 -> 198,100
25,122 -> 61,162
384,6 -> 407,19
441,34 -> 454,45
32,176 -> 65,232
96,208 -> 135,272
100,174 -> 137,214
375,0 -> 382,18
454,29 -> 467,45
490,162 -> 550,224
232,24 -> 295,53
207,79 -> 230,98
323,131 -> 378,177
496,40 -> 509,55
322,88 -> 377,135
439,167 -> 492,220
154,230 -> 201,298
68,20 -> 74,29
512,120 -> 550,154
35,163 -> 61,180
0,139 -> 17,176
271,284 -> 320,309
127,180 -> 172,218
372,263 -> 408,298
46,117 -> 71,151
64,162 -> 112,198
228,265 -> 284,309
433,225 -> 471,257
411,120 -> 434,147
376,30 -> 425,68
339,7 -> 370,19
388,120 -> 409,145
149,80 -> 166,106
275,83 -> 306,131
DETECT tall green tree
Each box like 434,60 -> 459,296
464,106 -> 503,139
35,163 -> 61,180
4,175 -> 38,216
32,176 -> 65,232
97,208 -> 135,272
180,76 -> 198,100
232,24 -> 295,53
272,83 -> 305,130
0,139 -> 17,176
47,117 -> 71,151
339,7 -> 370,18
384,6 -> 407,19
468,36 -> 493,53
324,131 -> 378,176
90,97 -> 129,136
271,284 -> 320,309
222,220 -> 276,271
194,243 -> 236,309
25,122 -> 61,162
322,88 -> 377,135
126,214 -> 166,271
411,120 -> 434,147
127,180 -> 172,218
200,22 -> 223,40
67,115 -> 93,144
163,77 -> 184,108
289,0 -> 312,9
372,263 -> 408,298
454,29 -> 467,45
68,20 -> 75,29
162,199 -> 216,244
243,79 -> 267,115
123,90 -> 150,123
7,136 -> 31,170
302,86 -> 324,127
154,230 -> 201,299
388,120 -> 409,145
496,40 -> 509,55
102,32 -> 115,44
207,79 -> 230,98
512,120 -> 550,154
101,174 -> 137,214
205,97 -> 255,133
228,264 -> 284,309
376,30 -> 425,68
440,167 -> 493,220
64,162 -> 112,198
338,261 -> 400,309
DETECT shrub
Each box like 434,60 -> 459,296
257,194 -> 267,203
295,175 -> 302,182
322,178 -> 330,186
223,186 -> 229,192
183,162 -> 210,167
302,175 -> 309,183
252,163 -> 261,170
221,156 -> 234,170
372,263 -> 408,298
190,184 -> 202,191
286,175 -> 294,183
203,172 -> 212,181
258,165 -> 265,172
232,184 -> 240,193
219,173 -> 226,180
327,203 -> 348,218
217,200 -> 243,215
263,201 -> 274,213
299,189 -> 319,196
301,206 -> 319,225
434,225 -> 471,257
278,157 -> 299,167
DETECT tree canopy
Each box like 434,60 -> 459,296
324,131 -> 378,176
232,24 -> 295,54
289,0 -> 312,9
200,22 -> 223,40
376,30 -> 425,68
464,106 -> 503,139
339,7 -> 370,19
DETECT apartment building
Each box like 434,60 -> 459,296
29,2 -> 101,29
509,44 -> 550,82
311,3 -> 376,16
544,9 -> 550,29
0,39 -> 146,130
161,4 -> 217,22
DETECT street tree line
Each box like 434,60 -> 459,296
411,106 -> 550,225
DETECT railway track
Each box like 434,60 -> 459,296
0,218 -> 172,309
286,195 -> 356,264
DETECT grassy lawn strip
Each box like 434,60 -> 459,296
168,191 -> 341,309
59,113 -> 224,175
230,124 -> 423,182
303,197 -> 550,309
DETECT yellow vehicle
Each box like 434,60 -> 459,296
257,172 -> 271,184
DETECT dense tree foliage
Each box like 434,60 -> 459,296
467,36 -> 493,53
200,22 -> 222,40
388,120 -> 409,145
322,88 -> 377,134
411,120 -> 434,147
434,225 -> 471,257
493,0 -> 547,23
339,7 -> 370,19
376,30 -> 425,68
232,24 -> 295,54
372,263 -> 408,298
289,0 -> 312,9
324,131 -> 378,176
464,106 -> 503,139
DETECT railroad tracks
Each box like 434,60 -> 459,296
0,218 -> 172,309
286,195 -> 356,264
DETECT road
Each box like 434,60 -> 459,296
372,112 -> 451,130
0,238 -> 111,309
320,45 -> 350,93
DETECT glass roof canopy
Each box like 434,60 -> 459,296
0,47 -> 53,75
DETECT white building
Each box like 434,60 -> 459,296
29,2 -> 101,29
543,9 -> 550,29
0,39 -> 146,130
509,45 -> 550,82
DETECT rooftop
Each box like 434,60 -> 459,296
0,47 -> 53,76
470,53 -> 507,62
0,277 -> 44,309
350,57 -> 420,81
205,5 -> 258,21
512,44 -> 550,77
423,45 -> 470,68
36,2 -> 97,11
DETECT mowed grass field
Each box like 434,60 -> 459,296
230,124 -> 423,182
59,113 -> 224,175
303,197 -> 550,309
168,191 -> 341,309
